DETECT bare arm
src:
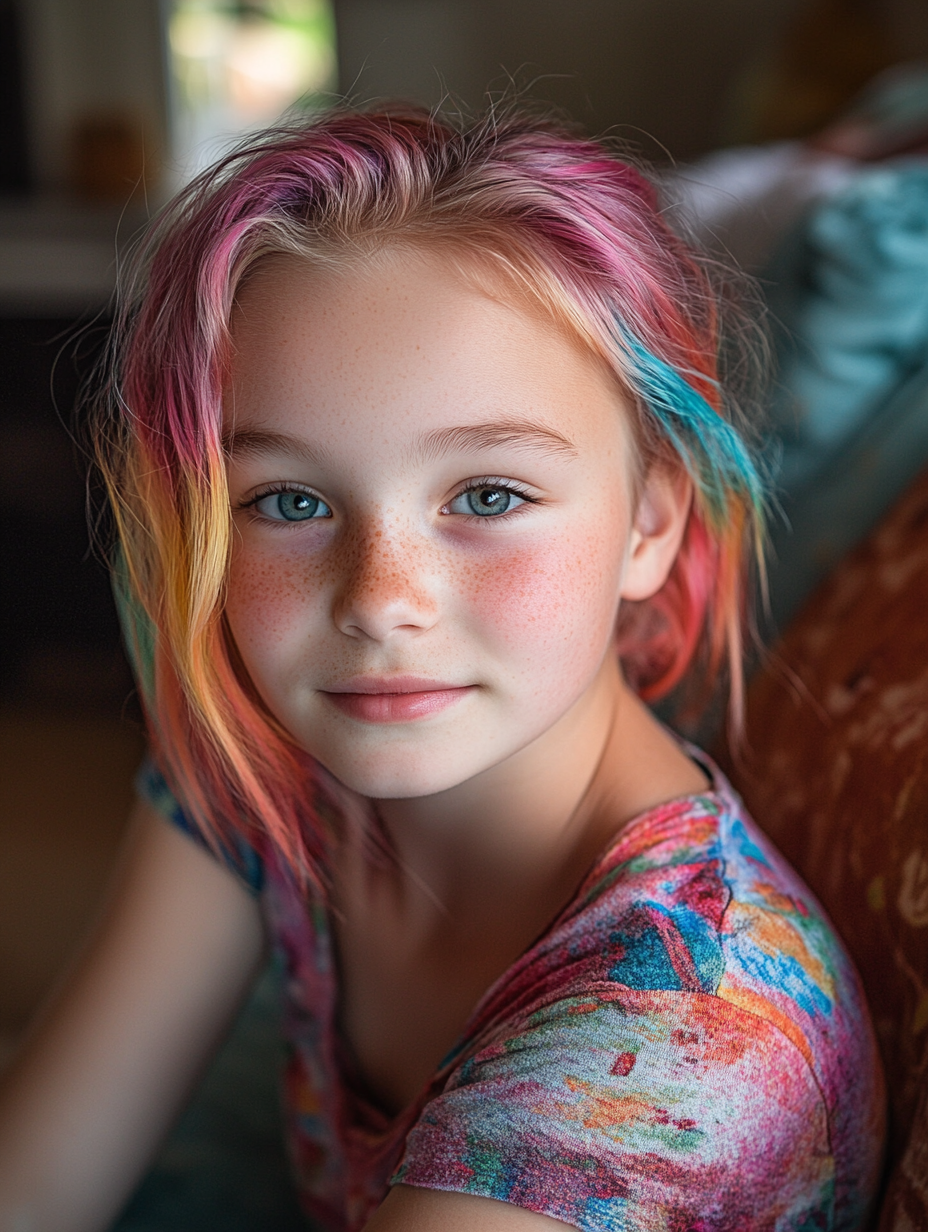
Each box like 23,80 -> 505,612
366,1186 -> 570,1230
0,799 -> 265,1232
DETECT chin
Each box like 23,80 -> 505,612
309,743 -> 486,801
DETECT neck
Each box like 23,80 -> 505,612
370,658 -> 704,927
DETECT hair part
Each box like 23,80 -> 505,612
93,103 -> 768,883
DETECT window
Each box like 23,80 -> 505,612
168,0 -> 337,181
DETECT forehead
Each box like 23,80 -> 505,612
226,247 -> 631,456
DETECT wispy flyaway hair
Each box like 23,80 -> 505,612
93,105 -> 767,883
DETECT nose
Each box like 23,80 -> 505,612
331,516 -> 440,642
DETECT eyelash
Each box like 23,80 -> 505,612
238,483 -> 329,524
238,478 -> 539,521
240,483 -> 315,508
444,477 -> 538,520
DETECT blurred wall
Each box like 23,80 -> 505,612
335,0 -> 928,161
10,0 -> 928,188
18,0 -> 167,195
335,0 -> 799,159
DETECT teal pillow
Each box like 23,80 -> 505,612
765,162 -> 928,491
760,162 -> 928,625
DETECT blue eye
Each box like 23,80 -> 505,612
447,485 -> 526,517
254,490 -> 331,522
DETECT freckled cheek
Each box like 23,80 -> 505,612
224,539 -> 330,663
458,526 -> 626,661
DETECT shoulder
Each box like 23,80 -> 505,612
396,984 -> 833,1229
135,755 -> 266,895
394,763 -> 881,1231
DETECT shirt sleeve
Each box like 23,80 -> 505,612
135,756 -> 265,895
392,985 -> 835,1231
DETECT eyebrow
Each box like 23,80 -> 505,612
223,428 -> 330,466
224,419 -> 578,467
416,420 -> 578,462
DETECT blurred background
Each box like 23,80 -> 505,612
2,1 -> 928,1223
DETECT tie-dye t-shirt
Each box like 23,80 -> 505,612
139,752 -> 885,1232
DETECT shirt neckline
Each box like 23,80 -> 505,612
330,749 -> 732,1133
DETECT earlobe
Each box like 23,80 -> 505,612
620,465 -> 692,602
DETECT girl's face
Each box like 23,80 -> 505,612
224,248 -> 672,799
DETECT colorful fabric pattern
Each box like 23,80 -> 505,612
139,754 -> 885,1232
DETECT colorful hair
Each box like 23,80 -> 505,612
93,105 -> 767,882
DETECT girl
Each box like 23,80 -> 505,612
0,107 -> 884,1232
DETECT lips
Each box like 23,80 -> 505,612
320,676 -> 473,723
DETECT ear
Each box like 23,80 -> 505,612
620,463 -> 692,602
